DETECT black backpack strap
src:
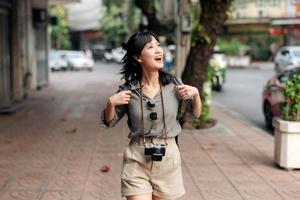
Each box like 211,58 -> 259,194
172,77 -> 184,147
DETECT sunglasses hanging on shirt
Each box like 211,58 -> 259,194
139,82 -> 167,144
147,100 -> 158,121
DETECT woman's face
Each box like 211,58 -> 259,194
137,36 -> 164,70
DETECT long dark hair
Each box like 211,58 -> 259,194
120,31 -> 173,86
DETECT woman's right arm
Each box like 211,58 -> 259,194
103,90 -> 132,125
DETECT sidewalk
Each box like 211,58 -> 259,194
0,70 -> 300,200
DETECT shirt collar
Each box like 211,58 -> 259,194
129,81 -> 142,90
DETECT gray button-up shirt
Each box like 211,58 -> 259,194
101,78 -> 194,138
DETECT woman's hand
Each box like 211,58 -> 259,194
176,85 -> 199,100
108,90 -> 132,106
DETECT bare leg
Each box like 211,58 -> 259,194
126,193 -> 152,200
153,195 -> 176,200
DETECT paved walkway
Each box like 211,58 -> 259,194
0,68 -> 300,200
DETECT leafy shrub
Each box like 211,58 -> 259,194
281,74 -> 300,121
216,38 -> 249,56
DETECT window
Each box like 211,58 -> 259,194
257,0 -> 280,7
234,0 -> 250,9
278,72 -> 290,83
281,50 -> 290,56
256,0 -> 266,7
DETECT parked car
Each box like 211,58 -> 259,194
262,67 -> 300,129
274,46 -> 300,73
103,51 -> 114,62
209,50 -> 227,91
49,50 -> 68,71
91,44 -> 110,61
111,47 -> 125,63
62,50 -> 95,71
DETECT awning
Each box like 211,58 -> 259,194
225,18 -> 270,25
49,0 -> 81,6
271,18 -> 300,25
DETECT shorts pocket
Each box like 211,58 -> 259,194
122,146 -> 137,180
123,145 -> 133,162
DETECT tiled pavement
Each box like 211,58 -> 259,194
1,66 -> 300,200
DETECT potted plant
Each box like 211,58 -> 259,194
274,73 -> 300,169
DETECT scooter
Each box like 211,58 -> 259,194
210,56 -> 226,92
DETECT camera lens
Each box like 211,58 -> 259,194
149,112 -> 158,120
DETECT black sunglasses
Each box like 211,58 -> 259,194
147,100 -> 158,120
147,100 -> 155,109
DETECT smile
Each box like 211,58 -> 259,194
155,57 -> 162,61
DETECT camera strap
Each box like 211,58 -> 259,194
140,82 -> 167,145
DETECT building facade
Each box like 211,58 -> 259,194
0,0 -> 77,112
228,0 -> 300,46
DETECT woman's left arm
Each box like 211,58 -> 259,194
176,85 -> 202,117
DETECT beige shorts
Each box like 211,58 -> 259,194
121,137 -> 185,199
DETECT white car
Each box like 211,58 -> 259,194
274,46 -> 300,73
49,50 -> 68,71
111,48 -> 125,63
63,50 -> 95,71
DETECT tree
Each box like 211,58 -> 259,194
181,0 -> 233,126
182,0 -> 232,93
101,0 -> 140,47
49,6 -> 71,50
100,5 -> 128,47
134,0 -> 163,34
134,0 -> 176,36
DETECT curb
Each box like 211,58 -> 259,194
212,101 -> 274,140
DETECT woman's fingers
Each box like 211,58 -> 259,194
123,90 -> 132,95
176,85 -> 186,92
121,91 -> 131,104
177,85 -> 197,99
123,97 -> 131,102
111,90 -> 132,105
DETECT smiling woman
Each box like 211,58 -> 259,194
100,31 -> 202,200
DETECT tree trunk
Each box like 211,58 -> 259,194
134,0 -> 165,35
182,0 -> 233,92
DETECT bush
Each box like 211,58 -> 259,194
216,38 -> 249,56
281,74 -> 300,121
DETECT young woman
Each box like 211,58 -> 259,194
101,31 -> 201,200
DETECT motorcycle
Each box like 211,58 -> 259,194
209,51 -> 227,91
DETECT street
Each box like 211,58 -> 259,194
213,67 -> 275,133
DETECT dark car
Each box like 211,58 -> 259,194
262,67 -> 300,129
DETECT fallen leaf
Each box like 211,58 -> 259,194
200,143 -> 216,151
65,128 -> 77,134
100,165 -> 110,173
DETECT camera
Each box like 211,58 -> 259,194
144,143 -> 166,161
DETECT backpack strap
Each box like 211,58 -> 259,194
172,77 -> 184,147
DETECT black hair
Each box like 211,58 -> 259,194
120,31 -> 173,86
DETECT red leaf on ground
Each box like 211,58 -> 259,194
100,165 -> 110,173
65,128 -> 77,134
